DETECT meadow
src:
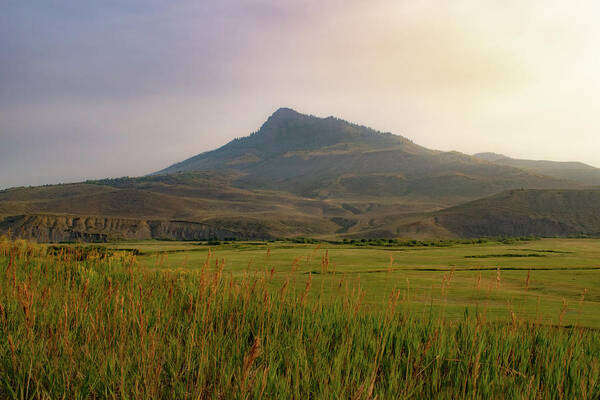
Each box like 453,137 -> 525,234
111,238 -> 600,328
1,236 -> 599,399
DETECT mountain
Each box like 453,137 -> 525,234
157,108 -> 576,206
158,108 -> 424,173
2,108 -> 597,242
474,152 -> 600,186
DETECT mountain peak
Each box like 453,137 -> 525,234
260,107 -> 307,131
250,108 -> 412,154
271,107 -> 300,117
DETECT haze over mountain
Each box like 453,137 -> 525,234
1,108 -> 599,242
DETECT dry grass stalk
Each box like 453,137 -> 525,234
495,267 -> 501,289
240,336 -> 262,397
321,250 -> 330,274
559,298 -> 568,325
301,273 -> 313,305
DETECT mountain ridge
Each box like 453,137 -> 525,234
474,152 -> 600,186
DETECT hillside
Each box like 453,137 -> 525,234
347,189 -> 600,239
431,189 -> 600,237
474,152 -> 600,186
0,173 -> 350,240
158,108 -> 575,204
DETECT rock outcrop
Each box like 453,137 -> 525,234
0,214 -> 270,242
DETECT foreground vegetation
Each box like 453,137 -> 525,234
1,238 -> 599,399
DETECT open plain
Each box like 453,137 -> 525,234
107,238 -> 600,328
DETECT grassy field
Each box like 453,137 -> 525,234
1,237 -> 599,398
109,238 -> 600,328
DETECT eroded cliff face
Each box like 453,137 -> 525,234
0,214 -> 268,242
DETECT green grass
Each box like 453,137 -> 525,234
1,237 -> 599,399
106,238 -> 600,328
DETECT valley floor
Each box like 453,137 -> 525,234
106,238 -> 600,328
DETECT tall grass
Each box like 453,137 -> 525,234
1,238 -> 599,399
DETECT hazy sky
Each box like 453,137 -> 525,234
1,0 -> 599,189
